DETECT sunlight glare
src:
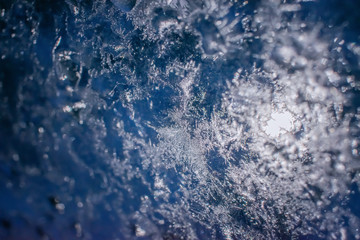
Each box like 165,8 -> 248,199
264,111 -> 294,138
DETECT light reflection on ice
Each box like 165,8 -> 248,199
264,110 -> 294,138
1,0 -> 360,239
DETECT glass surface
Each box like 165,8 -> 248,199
0,0 -> 359,239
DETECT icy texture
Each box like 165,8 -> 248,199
0,0 -> 360,239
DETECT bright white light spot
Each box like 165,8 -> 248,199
73,101 -> 86,109
135,225 -> 146,237
264,111 -> 294,138
63,105 -> 72,112
38,127 -> 44,133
